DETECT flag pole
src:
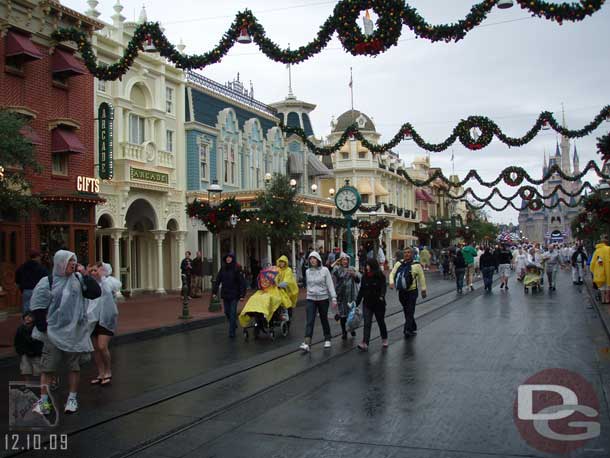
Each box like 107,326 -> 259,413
349,67 -> 354,116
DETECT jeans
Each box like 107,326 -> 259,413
305,299 -> 331,341
223,299 -> 238,337
455,268 -> 466,291
572,265 -> 584,283
398,289 -> 418,334
482,267 -> 495,290
21,289 -> 33,313
546,268 -> 558,288
362,305 -> 387,344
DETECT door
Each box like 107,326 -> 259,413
0,224 -> 23,309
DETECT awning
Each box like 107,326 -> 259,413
415,189 -> 434,202
52,48 -> 87,77
5,30 -> 43,61
52,128 -> 85,153
356,179 -> 372,195
375,181 -> 389,196
307,152 -> 332,177
288,151 -> 303,174
20,125 -> 42,145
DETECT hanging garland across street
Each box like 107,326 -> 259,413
444,182 -> 595,203
357,218 -> 391,239
598,133 -> 610,162
466,195 -> 586,212
50,0 -> 605,80
282,106 -> 610,155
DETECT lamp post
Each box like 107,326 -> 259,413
208,179 -> 222,312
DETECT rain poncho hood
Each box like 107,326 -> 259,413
590,242 -> 610,288
276,255 -> 298,307
87,263 -> 121,334
30,250 -> 93,352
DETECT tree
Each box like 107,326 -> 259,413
0,110 -> 41,217
242,174 -> 306,249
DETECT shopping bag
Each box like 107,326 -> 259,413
346,301 -> 361,331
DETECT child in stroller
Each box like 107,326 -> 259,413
240,266 -> 293,340
523,263 -> 542,293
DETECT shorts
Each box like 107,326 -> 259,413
40,340 -> 89,373
20,355 -> 41,376
92,323 -> 114,337
499,264 -> 511,277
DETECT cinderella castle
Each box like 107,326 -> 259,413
518,127 -> 582,244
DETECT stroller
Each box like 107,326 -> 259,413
240,267 -> 293,341
523,263 -> 542,294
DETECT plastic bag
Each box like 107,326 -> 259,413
346,302 -> 361,331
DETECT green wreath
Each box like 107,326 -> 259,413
528,199 -> 543,211
504,167 -> 525,187
335,0 -> 403,56
458,117 -> 494,150
519,186 -> 536,201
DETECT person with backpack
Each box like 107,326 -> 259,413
356,258 -> 388,351
479,247 -> 498,292
571,244 -> 587,285
389,247 -> 427,337
331,253 -> 360,340
29,250 -> 102,415
454,250 -> 467,294
299,251 -> 337,352
212,253 -> 247,338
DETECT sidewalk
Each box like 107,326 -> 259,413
0,288 -> 308,360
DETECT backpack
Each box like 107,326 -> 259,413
395,262 -> 414,291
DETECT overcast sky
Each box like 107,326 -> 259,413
63,0 -> 610,223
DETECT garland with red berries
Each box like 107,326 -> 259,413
571,193 -> 610,240
186,197 -> 241,233
466,195 -> 585,211
51,0 -> 605,80
283,106 -> 610,155
445,182 -> 594,203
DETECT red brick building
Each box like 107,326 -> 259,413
0,0 -> 103,310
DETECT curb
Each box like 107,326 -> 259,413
583,277 -> 610,340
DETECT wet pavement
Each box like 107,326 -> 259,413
2,271 -> 609,457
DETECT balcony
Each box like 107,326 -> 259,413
158,150 -> 174,169
120,143 -> 145,162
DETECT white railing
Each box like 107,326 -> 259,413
121,143 -> 145,162
158,150 -> 174,169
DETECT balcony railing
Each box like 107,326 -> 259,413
121,143 -> 145,162
158,150 -> 174,169
186,71 -> 278,118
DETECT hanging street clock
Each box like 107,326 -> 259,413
334,180 -> 361,266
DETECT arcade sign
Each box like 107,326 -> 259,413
77,176 -> 100,193
98,102 -> 114,179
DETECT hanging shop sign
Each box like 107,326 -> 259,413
77,176 -> 100,193
130,167 -> 169,185
98,102 -> 114,179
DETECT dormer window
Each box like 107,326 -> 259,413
356,114 -> 367,129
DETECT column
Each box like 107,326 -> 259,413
97,235 -> 102,262
338,229 -> 343,253
330,226 -> 335,250
291,240 -> 296,269
385,226 -> 393,268
110,229 -> 123,279
152,230 -> 167,294
351,227 -> 360,271
175,231 -> 186,290
125,234 -> 132,292
312,227 -> 317,250
266,237 -> 272,267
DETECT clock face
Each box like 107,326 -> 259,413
335,188 -> 360,213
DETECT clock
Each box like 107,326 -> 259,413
335,185 -> 361,215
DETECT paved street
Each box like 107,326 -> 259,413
2,271 -> 610,458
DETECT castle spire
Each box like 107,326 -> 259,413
555,138 -> 560,157
573,143 -> 580,174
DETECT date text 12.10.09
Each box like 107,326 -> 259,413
4,434 -> 68,451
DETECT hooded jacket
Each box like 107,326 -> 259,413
213,253 -> 246,301
15,260 -> 49,291
305,251 -> 336,302
30,250 -> 100,352
276,255 -> 299,307
87,262 -> 121,334
590,242 -> 610,287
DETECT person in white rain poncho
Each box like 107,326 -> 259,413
87,262 -> 121,386
29,250 -> 101,415
514,247 -> 529,281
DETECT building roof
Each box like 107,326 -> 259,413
332,109 -> 376,133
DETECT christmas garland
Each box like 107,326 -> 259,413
306,214 -> 352,229
358,204 -> 382,212
357,218 -> 390,239
466,195 -> 585,211
282,106 -> 610,155
50,0 -> 605,80
444,182 -> 594,203
572,193 -> 610,240
186,197 -> 241,233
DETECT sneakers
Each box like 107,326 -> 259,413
324,340 -> 332,348
350,330 -> 356,337
64,397 -> 78,414
382,339 -> 389,348
469,285 -> 474,291
32,399 -> 53,416
299,342 -> 310,353
357,343 -> 368,352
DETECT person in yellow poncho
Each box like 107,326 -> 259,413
276,255 -> 299,310
239,267 -> 292,329
590,236 -> 610,303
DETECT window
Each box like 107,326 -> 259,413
52,154 -> 68,176
199,141 -> 208,181
341,151 -> 349,160
129,114 -> 145,144
358,151 -> 367,159
229,148 -> 236,184
97,79 -> 106,92
165,87 -> 174,113
361,194 -> 369,204
166,130 -> 174,152
224,146 -> 229,184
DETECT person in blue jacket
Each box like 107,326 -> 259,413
212,253 -> 246,338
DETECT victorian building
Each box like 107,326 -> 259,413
0,0 -> 104,308
88,4 -> 187,294
518,131 -> 582,244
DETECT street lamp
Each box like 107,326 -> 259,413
264,172 -> 272,185
311,183 -> 318,194
497,0 -> 514,8
329,188 -> 335,197
289,178 -> 297,189
230,214 -> 238,228
599,182 -> 610,201
207,179 -> 222,312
